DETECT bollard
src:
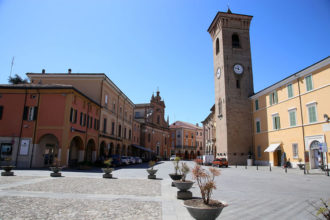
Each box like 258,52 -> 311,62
304,165 -> 306,175
269,164 -> 272,172
285,167 -> 287,173
245,164 -> 247,169
257,165 -> 258,170
236,163 -> 237,168
327,165 -> 329,177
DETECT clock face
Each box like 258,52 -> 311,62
233,64 -> 244,75
216,68 -> 221,79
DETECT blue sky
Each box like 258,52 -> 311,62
0,0 -> 329,125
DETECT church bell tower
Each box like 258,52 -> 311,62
208,9 -> 254,164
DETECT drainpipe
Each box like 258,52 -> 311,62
15,88 -> 28,167
97,78 -> 104,159
30,89 -> 41,168
297,77 -> 307,173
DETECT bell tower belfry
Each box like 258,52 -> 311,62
208,10 -> 254,164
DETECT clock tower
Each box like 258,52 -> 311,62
208,10 -> 254,164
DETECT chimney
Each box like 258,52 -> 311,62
68,69 -> 72,74
42,69 -> 45,74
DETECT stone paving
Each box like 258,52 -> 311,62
0,161 -> 329,219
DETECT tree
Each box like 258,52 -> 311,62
8,74 -> 28,84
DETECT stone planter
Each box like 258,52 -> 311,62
1,166 -> 15,176
102,168 -> 114,178
174,180 -> 194,200
169,173 -> 183,187
184,199 -> 227,220
147,169 -> 158,179
49,167 -> 62,177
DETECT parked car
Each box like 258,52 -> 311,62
134,157 -> 142,164
128,156 -> 136,164
170,155 -> 176,161
121,156 -> 130,165
111,155 -> 122,167
212,158 -> 228,168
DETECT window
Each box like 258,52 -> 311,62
272,114 -> 280,130
216,38 -> 220,55
292,143 -> 298,158
1,143 -> 12,157
305,75 -> 313,91
70,108 -> 74,122
124,127 -> 127,138
256,120 -> 261,133
84,114 -> 87,126
105,95 -> 108,105
255,100 -> 259,111
232,34 -> 240,48
289,109 -> 297,127
113,102 -> 116,111
218,98 -> 222,118
94,118 -> 97,129
111,122 -> 115,135
89,117 -> 93,128
118,125 -> 122,137
157,115 -> 160,124
103,118 -> 107,133
148,133 -> 151,142
307,103 -> 317,123
269,91 -> 278,106
236,80 -> 240,88
87,116 -> 90,128
257,146 -> 261,158
287,84 -> 293,98
80,113 -> 83,126
129,129 -> 131,140
24,106 -> 38,121
74,110 -> 77,123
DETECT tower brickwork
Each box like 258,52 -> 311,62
208,11 -> 254,164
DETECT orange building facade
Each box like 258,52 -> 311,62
0,84 -> 100,168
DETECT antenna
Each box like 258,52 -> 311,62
10,56 -> 15,77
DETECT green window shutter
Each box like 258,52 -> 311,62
255,100 -> 259,110
269,94 -> 273,106
306,76 -> 313,91
273,117 -> 276,130
276,116 -> 280,129
309,106 -> 317,123
288,84 -> 293,98
290,111 -> 296,126
274,91 -> 278,104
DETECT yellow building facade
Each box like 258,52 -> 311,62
251,57 -> 330,169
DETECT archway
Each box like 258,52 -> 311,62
99,141 -> 107,160
34,134 -> 59,168
190,151 -> 195,160
85,139 -> 95,162
69,136 -> 84,167
116,144 -> 120,155
184,151 -> 189,160
109,142 -> 114,156
122,145 -> 126,156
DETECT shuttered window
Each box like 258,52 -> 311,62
305,75 -> 313,91
307,104 -> 317,123
255,100 -> 259,110
256,121 -> 261,133
0,106 -> 3,120
287,84 -> 293,98
289,110 -> 297,127
272,114 -> 280,130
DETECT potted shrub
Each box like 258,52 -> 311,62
147,161 -> 157,179
102,158 -> 114,178
297,158 -> 305,170
174,162 -> 194,200
1,157 -> 15,176
169,157 -> 183,186
184,164 -> 227,220
49,157 -> 63,177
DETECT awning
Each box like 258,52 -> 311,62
264,143 -> 281,152
131,144 -> 154,153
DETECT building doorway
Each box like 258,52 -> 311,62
34,134 -> 59,168
276,149 -> 282,166
69,136 -> 83,167
310,140 -> 321,169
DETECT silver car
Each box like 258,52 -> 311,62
121,156 -> 130,165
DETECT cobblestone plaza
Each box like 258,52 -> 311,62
0,161 -> 329,219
